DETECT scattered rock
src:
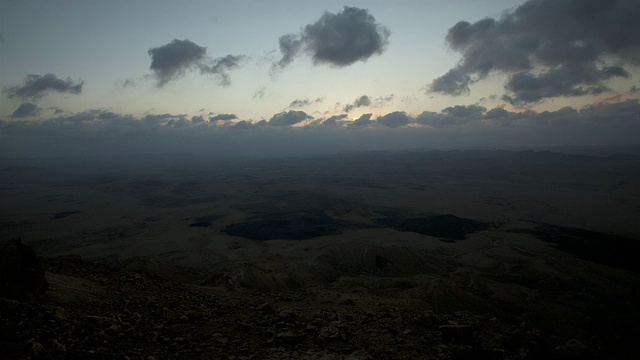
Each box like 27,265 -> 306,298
439,324 -> 474,344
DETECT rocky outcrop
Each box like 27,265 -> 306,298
0,238 -> 48,300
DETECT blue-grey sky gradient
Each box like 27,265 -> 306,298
1,0 -> 639,156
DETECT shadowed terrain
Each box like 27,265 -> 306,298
1,149 -> 640,359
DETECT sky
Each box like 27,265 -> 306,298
1,0 -> 639,157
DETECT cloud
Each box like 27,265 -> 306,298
199,54 -> 246,86
373,94 -> 395,107
442,105 -> 486,118
275,6 -> 390,69
276,34 -> 304,69
148,39 -> 244,87
348,113 -> 373,129
289,97 -> 324,108
484,107 -> 510,120
122,79 -> 136,87
502,64 -> 620,106
12,103 -> 40,118
48,106 -> 64,115
429,69 -> 471,96
416,105 -> 486,127
580,99 -> 640,125
232,120 -> 255,129
342,94 -> 394,112
253,87 -> 266,99
321,114 -> 348,126
142,113 -> 188,126
148,39 -> 207,87
5,74 -> 84,100
377,111 -> 411,128
4,101 -> 640,159
268,110 -> 312,126
343,95 -> 371,112
429,0 -> 640,103
191,115 -> 205,124
209,113 -> 238,122
115,77 -> 139,88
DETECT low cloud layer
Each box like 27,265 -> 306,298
209,113 -> 238,122
276,6 -> 390,69
12,103 -> 39,118
429,0 -> 640,105
320,114 -> 348,126
3,100 -> 640,158
377,111 -> 410,128
348,113 -> 373,128
5,74 -> 83,100
268,110 -> 312,126
148,39 -> 244,87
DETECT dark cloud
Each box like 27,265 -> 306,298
442,105 -> 486,118
322,114 -> 348,126
12,103 -> 39,118
580,99 -> 640,125
199,54 -> 246,86
484,107 -> 510,120
503,64 -> 622,106
429,69 -> 471,96
268,110 -> 312,126
4,101 -> 640,158
377,111 -> 411,128
191,115 -> 205,124
166,118 -> 192,128
289,97 -> 325,108
232,120 -> 254,129
348,113 -> 373,129
148,39 -> 207,87
209,113 -> 238,122
479,100 -> 640,127
429,0 -> 640,103
343,95 -> 371,112
148,39 -> 244,87
276,34 -> 304,68
5,74 -> 83,100
276,6 -> 390,69
417,105 -> 486,127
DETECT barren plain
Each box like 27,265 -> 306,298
2,149 -> 640,359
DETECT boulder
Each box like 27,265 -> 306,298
0,238 -> 48,300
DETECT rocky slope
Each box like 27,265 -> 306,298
2,243 -> 639,359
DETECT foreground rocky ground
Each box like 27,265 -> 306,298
2,246 -> 640,360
